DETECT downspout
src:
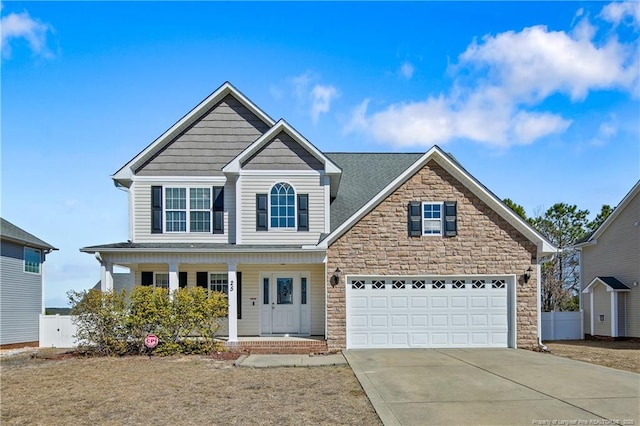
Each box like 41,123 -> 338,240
537,252 -> 556,351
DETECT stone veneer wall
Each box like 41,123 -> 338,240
326,160 -> 538,351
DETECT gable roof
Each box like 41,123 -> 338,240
575,180 -> 640,248
583,276 -> 631,293
0,218 -> 57,251
112,82 -> 275,186
317,146 -> 557,255
223,119 -> 343,196
326,152 -> 423,232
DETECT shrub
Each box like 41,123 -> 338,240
67,287 -> 228,356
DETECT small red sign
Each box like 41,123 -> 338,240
144,334 -> 158,349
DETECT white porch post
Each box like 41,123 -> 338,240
168,263 -> 179,297
227,263 -> 238,342
610,291 -> 618,337
589,292 -> 594,336
101,262 -> 114,292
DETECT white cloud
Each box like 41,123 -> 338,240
286,73 -> 339,123
346,11 -> 637,149
1,8 -> 52,59
600,1 -> 640,27
310,84 -> 339,123
590,115 -> 619,146
399,61 -> 415,79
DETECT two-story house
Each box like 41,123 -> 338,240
82,82 -> 556,352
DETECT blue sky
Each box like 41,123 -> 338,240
2,1 -> 639,307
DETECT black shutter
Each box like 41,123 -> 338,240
179,271 -> 188,288
196,272 -> 208,289
213,186 -> 224,234
256,194 -> 268,231
236,272 -> 242,320
444,201 -> 457,237
298,194 -> 309,231
408,201 -> 422,237
151,186 -> 163,233
141,271 -> 153,286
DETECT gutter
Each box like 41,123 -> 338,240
80,247 -> 328,254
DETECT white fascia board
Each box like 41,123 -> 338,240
132,176 -> 227,184
223,119 -> 342,176
583,277 -> 631,293
321,145 -> 557,256
112,82 -> 275,184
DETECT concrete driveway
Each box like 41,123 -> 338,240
344,349 -> 639,426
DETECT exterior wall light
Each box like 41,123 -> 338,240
523,266 -> 533,284
330,268 -> 342,287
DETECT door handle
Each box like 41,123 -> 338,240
271,302 -> 275,310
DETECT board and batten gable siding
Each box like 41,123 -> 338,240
0,240 -> 42,345
132,263 -> 325,336
131,179 -> 235,243
242,132 -> 324,171
136,95 -> 270,176
592,283 -> 611,336
581,190 -> 639,337
240,173 -> 326,244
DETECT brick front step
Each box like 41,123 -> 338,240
225,340 -> 329,355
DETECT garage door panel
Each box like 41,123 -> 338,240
347,275 -> 511,349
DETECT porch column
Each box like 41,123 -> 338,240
227,263 -> 238,342
168,263 -> 179,296
589,291 -> 594,336
101,262 -> 114,292
610,291 -> 618,337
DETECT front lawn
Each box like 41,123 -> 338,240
545,339 -> 640,373
1,353 -> 381,425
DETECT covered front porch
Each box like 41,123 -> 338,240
81,244 -> 328,344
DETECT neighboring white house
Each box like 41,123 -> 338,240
1,218 -> 57,347
577,181 -> 640,339
81,82 -> 556,353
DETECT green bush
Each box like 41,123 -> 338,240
68,287 -> 228,356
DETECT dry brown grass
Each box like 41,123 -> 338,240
1,353 -> 381,425
545,339 -> 640,373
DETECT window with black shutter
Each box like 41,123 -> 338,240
141,271 -> 153,286
408,201 -> 422,237
151,186 -> 163,233
256,194 -> 268,231
179,271 -> 188,288
213,186 -> 224,234
298,194 -> 309,231
196,272 -> 208,288
444,201 -> 457,237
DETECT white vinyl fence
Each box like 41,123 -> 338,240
40,315 -> 78,348
541,311 -> 583,341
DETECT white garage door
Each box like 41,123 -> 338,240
346,275 -> 514,349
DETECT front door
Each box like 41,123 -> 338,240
271,276 -> 300,333
261,273 -> 309,335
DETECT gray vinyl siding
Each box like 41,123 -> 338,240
582,191 -> 639,337
132,179 -> 234,243
0,241 -> 42,345
136,95 -> 270,176
242,132 -> 324,171
239,173 -> 326,244
592,283 -> 611,336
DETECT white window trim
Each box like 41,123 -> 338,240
208,272 -> 229,294
153,272 -> 170,289
421,201 -> 443,236
163,186 -> 213,233
268,181 -> 297,231
23,247 -> 42,275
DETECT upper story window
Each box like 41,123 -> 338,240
161,187 -> 218,233
422,202 -> 442,235
24,247 -> 41,274
270,182 -> 295,229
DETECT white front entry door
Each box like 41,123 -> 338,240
260,273 -> 310,335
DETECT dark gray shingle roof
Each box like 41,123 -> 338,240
326,153 -> 423,232
0,218 -> 57,250
597,276 -> 630,290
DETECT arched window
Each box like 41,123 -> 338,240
270,182 -> 295,228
